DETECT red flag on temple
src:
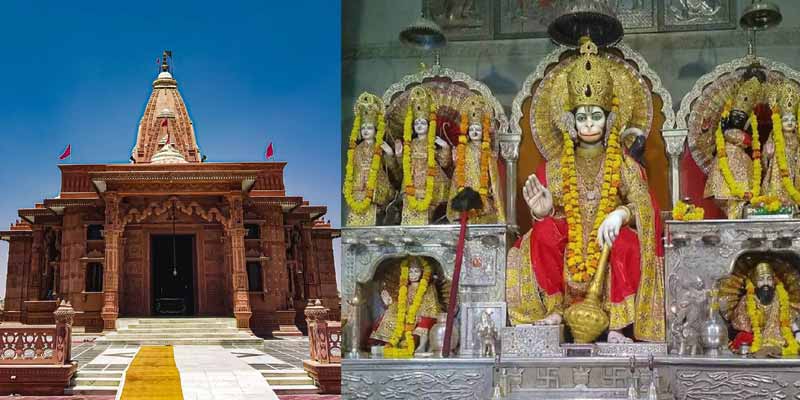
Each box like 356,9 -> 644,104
265,142 -> 274,160
161,119 -> 168,127
58,144 -> 72,160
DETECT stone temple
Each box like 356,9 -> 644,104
0,54 -> 340,339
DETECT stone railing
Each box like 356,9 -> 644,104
303,299 -> 341,394
0,301 -> 77,395
0,301 -> 74,365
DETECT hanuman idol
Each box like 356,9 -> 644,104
721,261 -> 800,357
343,92 -> 397,226
762,81 -> 800,204
506,39 -> 664,343
396,86 -> 452,225
446,94 -> 505,224
703,76 -> 763,219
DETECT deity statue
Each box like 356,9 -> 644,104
703,75 -> 763,219
370,256 -> 443,358
720,261 -> 800,357
446,94 -> 505,224
395,87 -> 452,225
343,92 -> 398,226
762,81 -> 800,205
506,39 -> 665,343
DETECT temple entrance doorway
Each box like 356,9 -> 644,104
151,234 -> 196,316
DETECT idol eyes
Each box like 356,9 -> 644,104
575,112 -> 604,123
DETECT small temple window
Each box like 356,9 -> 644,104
87,224 -> 104,241
245,224 -> 261,240
246,262 -> 263,292
85,263 -> 103,292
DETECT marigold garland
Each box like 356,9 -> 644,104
715,109 -> 761,201
454,114 -> 492,203
343,111 -> 387,214
769,107 -> 800,204
561,101 -> 623,283
672,200 -> 705,221
403,107 -> 437,212
384,257 -> 433,358
745,279 -> 799,356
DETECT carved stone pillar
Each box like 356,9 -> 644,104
499,132 -> 521,229
29,225 -> 44,301
226,194 -> 252,329
53,300 -> 75,364
663,129 -> 688,208
101,193 -> 122,330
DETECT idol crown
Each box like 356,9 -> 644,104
355,92 -> 384,125
409,86 -> 433,120
566,39 -> 613,111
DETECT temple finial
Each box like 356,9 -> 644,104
161,50 -> 173,73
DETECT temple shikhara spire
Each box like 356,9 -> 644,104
131,50 -> 201,163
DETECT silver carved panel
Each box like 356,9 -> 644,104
342,359 -> 494,400
500,325 -> 563,358
676,56 -> 800,173
459,302 -> 506,357
661,0 -> 736,31
665,219 -> 800,353
424,0 -> 493,41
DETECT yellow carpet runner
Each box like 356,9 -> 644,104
119,345 -> 184,400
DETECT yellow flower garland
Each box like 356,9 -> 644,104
672,200 -> 705,221
403,107 -> 437,212
343,111 -> 387,215
454,114 -> 492,201
769,108 -> 800,203
561,101 -> 623,283
715,110 -> 761,201
745,279 -> 799,356
384,257 -> 432,358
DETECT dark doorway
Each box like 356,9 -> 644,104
151,235 -> 195,316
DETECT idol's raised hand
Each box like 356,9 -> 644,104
523,174 -> 553,219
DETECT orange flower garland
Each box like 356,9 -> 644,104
561,101 -> 623,283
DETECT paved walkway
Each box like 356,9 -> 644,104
172,345 -> 278,400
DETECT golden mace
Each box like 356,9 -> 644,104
564,244 -> 612,343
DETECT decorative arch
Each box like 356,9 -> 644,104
676,56 -> 800,219
120,197 -> 230,230
509,41 -> 675,233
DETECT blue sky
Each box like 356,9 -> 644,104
0,2 -> 342,297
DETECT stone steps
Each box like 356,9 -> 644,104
261,369 -> 317,393
101,332 -> 256,339
73,376 -> 122,387
64,386 -> 119,396
124,325 -> 238,331
96,317 -> 263,346
271,384 -> 320,395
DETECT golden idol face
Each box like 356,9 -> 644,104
575,105 -> 606,144
360,122 -> 376,140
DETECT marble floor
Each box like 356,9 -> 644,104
173,345 -> 278,400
